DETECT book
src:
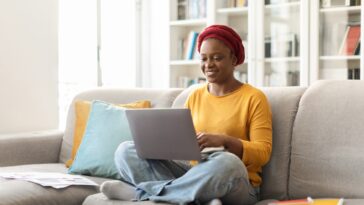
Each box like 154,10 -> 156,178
178,76 -> 206,88
236,0 -> 247,7
177,0 -> 187,20
321,0 -> 350,7
348,68 -> 360,79
268,199 -> 310,205
339,25 -> 361,55
177,38 -> 185,59
227,0 -> 236,8
354,41 -> 360,55
269,198 -> 344,205
187,0 -> 206,19
184,31 -> 199,60
265,33 -> 298,58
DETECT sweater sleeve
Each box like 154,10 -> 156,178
241,92 -> 272,167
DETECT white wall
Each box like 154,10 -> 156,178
0,0 -> 58,133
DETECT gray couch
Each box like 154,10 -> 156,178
1,80 -> 364,205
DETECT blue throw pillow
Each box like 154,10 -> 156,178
68,100 -> 133,179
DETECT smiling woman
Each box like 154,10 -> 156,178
105,24 -> 273,205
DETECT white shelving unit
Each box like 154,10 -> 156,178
311,0 -> 362,82
168,0 -> 208,87
168,0 -> 362,88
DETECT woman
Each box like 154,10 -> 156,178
101,25 -> 272,205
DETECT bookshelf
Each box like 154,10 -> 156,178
168,0 -> 362,88
263,0 -> 303,86
214,0 -> 249,85
169,0 -> 207,87
311,0 -> 362,81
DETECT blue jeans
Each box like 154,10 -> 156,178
114,141 -> 258,205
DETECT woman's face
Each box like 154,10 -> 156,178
199,38 -> 237,84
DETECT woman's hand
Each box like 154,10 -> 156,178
197,132 -> 243,158
196,132 -> 226,150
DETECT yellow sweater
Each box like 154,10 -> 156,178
185,83 -> 272,187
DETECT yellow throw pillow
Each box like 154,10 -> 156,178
65,100 -> 151,167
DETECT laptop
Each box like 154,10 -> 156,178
125,108 -> 223,161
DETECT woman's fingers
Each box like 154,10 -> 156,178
197,133 -> 208,150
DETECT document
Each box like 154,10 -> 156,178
0,172 -> 98,189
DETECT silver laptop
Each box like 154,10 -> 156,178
124,108 -> 202,161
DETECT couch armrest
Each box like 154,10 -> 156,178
0,130 -> 63,166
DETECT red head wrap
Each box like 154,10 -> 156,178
197,25 -> 245,65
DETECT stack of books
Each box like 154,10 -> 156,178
268,197 -> 344,205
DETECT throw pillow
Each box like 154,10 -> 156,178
65,100 -> 151,167
69,100 -> 150,179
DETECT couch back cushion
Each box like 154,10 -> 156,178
289,80 -> 364,198
172,84 -> 202,108
59,88 -> 183,163
259,87 -> 306,200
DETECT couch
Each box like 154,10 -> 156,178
1,80 -> 364,205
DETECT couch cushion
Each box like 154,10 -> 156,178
172,84 -> 202,108
83,193 -> 171,205
289,80 -> 364,198
0,163 -> 109,205
259,87 -> 306,200
60,88 -> 183,164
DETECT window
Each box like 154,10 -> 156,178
58,0 -> 139,129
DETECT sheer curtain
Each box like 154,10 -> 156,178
58,0 -> 138,129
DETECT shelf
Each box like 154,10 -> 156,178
320,55 -> 361,60
170,19 -> 207,27
217,7 -> 248,16
170,60 -> 200,66
265,2 -> 300,10
320,6 -> 361,14
265,2 -> 300,16
264,57 -> 300,63
168,1 -> 363,87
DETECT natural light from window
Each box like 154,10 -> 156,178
59,0 -> 137,129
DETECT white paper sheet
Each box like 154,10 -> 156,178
0,172 -> 98,189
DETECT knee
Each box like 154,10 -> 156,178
114,141 -> 135,167
208,152 -> 247,178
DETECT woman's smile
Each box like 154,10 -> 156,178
205,70 -> 218,77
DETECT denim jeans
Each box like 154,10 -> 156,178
114,141 -> 258,205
